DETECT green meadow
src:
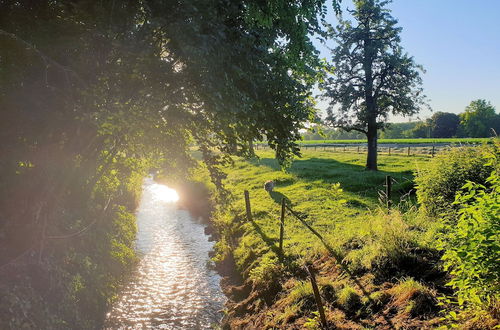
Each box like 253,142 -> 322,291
203,149 -> 448,328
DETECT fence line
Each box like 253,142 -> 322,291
243,184 -> 398,328
254,143 -> 482,157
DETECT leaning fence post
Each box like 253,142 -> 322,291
306,265 -> 327,328
279,198 -> 286,252
244,190 -> 252,221
386,176 -> 392,209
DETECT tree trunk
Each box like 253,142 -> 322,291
366,121 -> 378,170
363,22 -> 378,171
248,138 -> 255,156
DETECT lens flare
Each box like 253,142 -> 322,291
150,184 -> 179,203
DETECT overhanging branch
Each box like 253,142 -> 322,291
0,29 -> 88,88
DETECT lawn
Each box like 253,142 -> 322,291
203,149 -> 445,328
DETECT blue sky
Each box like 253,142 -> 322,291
314,0 -> 500,122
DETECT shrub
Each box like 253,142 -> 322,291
440,159 -> 499,311
415,145 -> 494,217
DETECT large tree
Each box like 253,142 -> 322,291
459,100 -> 499,137
430,112 -> 460,138
321,0 -> 426,170
0,1 -> 337,327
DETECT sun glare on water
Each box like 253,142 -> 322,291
150,184 -> 179,203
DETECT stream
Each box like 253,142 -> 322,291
104,178 -> 225,329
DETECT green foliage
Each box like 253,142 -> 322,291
409,112 -> 461,138
430,112 -> 461,138
415,145 -> 494,217
321,0 -> 426,169
380,122 -> 420,139
0,0 -> 341,326
342,210 -> 421,275
439,156 -> 499,310
459,100 -> 500,138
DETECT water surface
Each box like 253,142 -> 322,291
105,178 -> 225,329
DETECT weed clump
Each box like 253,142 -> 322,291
341,210 -> 431,280
366,290 -> 391,312
285,281 -> 316,312
389,278 -> 437,317
337,286 -> 361,313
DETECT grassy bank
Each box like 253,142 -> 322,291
199,150 -> 456,328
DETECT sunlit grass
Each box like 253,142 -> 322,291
197,149 -> 446,327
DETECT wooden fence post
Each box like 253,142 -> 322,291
279,198 -> 286,252
244,190 -> 252,221
389,147 -> 391,156
407,146 -> 410,156
306,265 -> 327,328
357,145 -> 360,153
386,176 -> 392,209
431,145 -> 435,157
343,145 -> 346,152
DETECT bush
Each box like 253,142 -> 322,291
440,159 -> 499,310
415,145 -> 495,217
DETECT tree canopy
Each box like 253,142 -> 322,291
0,1 -> 338,327
459,100 -> 499,138
321,0 -> 426,170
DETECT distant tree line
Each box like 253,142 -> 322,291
303,99 -> 499,140
409,100 -> 499,138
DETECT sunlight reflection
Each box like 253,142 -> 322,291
150,184 -> 179,203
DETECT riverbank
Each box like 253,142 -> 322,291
198,150 -> 451,328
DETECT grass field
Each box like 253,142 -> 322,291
290,137 -> 489,144
204,149 -> 447,328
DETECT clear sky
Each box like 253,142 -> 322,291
314,0 -> 500,122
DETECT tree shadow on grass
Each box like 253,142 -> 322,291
253,157 -> 415,204
250,217 -> 295,265
283,209 -> 396,329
